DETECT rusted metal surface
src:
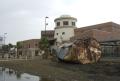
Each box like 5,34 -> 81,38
54,38 -> 101,64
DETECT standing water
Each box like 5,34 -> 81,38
0,67 -> 40,81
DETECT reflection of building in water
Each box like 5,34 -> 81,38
0,67 -> 40,81
41,15 -> 120,57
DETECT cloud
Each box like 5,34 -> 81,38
1,0 -> 120,44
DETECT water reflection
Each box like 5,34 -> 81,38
0,67 -> 40,81
16,72 -> 21,79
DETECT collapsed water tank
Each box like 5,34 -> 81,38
55,38 -> 101,64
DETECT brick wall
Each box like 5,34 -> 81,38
41,30 -> 54,40
73,22 -> 120,42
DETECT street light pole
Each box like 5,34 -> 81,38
45,16 -> 49,37
4,33 -> 7,45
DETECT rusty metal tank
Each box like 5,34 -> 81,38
54,38 -> 101,64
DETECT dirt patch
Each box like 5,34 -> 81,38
0,59 -> 120,81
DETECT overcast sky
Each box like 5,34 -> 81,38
1,0 -> 120,44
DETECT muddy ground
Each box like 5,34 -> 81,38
0,58 -> 120,81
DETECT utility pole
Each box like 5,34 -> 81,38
3,33 -> 7,59
45,16 -> 49,37
4,33 -> 7,45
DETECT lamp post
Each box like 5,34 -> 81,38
45,16 -> 49,37
4,33 -> 7,45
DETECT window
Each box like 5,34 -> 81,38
72,22 -> 75,26
35,43 -> 38,47
35,50 -> 39,56
19,51 -> 22,55
63,21 -> 69,25
62,32 -> 65,35
56,33 -> 58,35
57,22 -> 60,26
28,44 -> 30,48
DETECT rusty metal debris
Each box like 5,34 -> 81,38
53,38 -> 101,64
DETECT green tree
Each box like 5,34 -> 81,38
39,37 -> 50,59
2,45 -> 9,52
39,37 -> 49,50
16,42 -> 22,49
8,43 -> 13,48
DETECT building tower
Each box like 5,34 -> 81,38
54,15 -> 77,43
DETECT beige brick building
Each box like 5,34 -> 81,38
41,30 -> 54,40
17,39 -> 40,59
